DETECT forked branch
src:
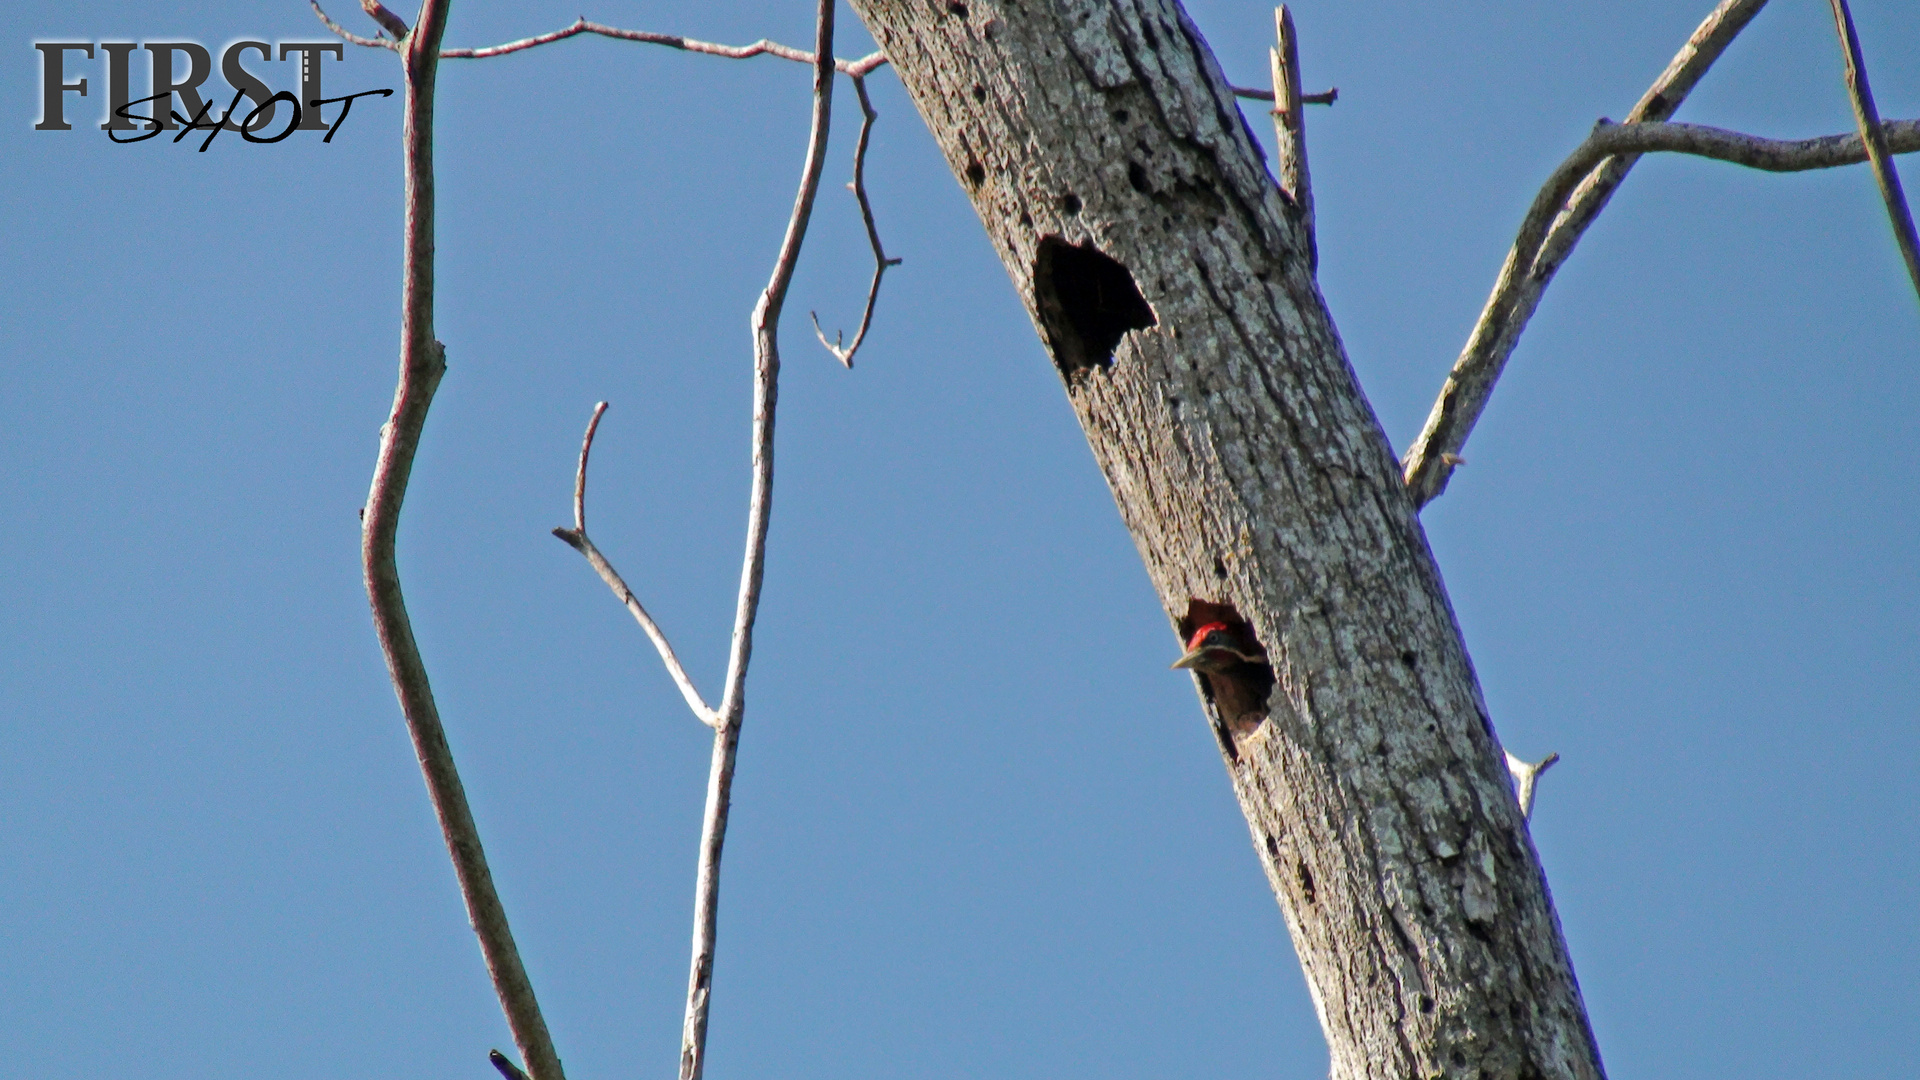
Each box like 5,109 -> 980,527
549,4 -> 840,1079
682,10 -> 834,1076
1401,0 -> 1770,508
552,403 -> 720,728
1505,751 -> 1561,821
1400,0 -> 1920,508
812,75 -> 902,367
1402,115 -> 1920,507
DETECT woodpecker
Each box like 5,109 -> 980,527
1171,621 -> 1265,673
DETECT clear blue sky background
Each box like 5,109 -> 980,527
4,2 -> 1915,1078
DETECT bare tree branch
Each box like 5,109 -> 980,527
812,75 -> 901,368
433,14 -> 885,76
309,0 -> 399,50
1574,116 -> 1918,172
1402,0 -> 1771,508
1827,0 -> 1920,303
361,0 -> 411,39
1401,113 -> 1920,507
552,403 -> 720,728
359,2 -> 565,1078
1230,84 -> 1336,106
684,5 -> 835,1079
1268,6 -> 1315,267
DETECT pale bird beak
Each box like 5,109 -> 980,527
1171,648 -> 1206,670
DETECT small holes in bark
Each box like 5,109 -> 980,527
1264,833 -> 1279,858
1112,109 -> 1130,123
1127,161 -> 1151,194
1295,861 -> 1317,905
1019,210 -> 1033,228
1401,650 -> 1418,668
947,1 -> 969,16
1212,557 -> 1227,580
972,83 -> 988,103
1060,191 -> 1083,216
1175,599 -> 1274,741
1140,19 -> 1159,49
1032,236 -> 1155,378
1418,994 -> 1435,1014
965,160 -> 986,187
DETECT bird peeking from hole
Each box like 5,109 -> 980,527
1172,621 -> 1265,673
1172,621 -> 1274,739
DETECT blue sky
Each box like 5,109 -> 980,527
4,2 -> 1915,1078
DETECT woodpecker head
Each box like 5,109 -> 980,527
1172,621 -> 1265,674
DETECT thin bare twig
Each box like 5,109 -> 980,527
672,7 -> 834,1075
360,2 -> 565,1078
309,0 -> 399,50
1231,84 -> 1336,106
1402,0 -> 1772,509
552,404 -> 720,727
570,401 -> 604,534
812,75 -> 902,367
1828,0 -> 1920,304
435,14 -> 886,76
1268,6 -> 1315,267
1568,117 -> 1917,172
1504,751 -> 1560,821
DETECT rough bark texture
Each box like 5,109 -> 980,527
849,3 -> 1605,1078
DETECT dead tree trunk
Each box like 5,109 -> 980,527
849,2 -> 1605,1077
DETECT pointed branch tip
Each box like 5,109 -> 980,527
489,1050 -> 532,1080
360,0 -> 411,39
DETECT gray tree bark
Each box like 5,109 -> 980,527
848,2 -> 1605,1078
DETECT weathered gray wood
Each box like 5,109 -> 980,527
848,2 -> 1604,1077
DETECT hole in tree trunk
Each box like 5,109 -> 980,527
1032,236 -> 1156,381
